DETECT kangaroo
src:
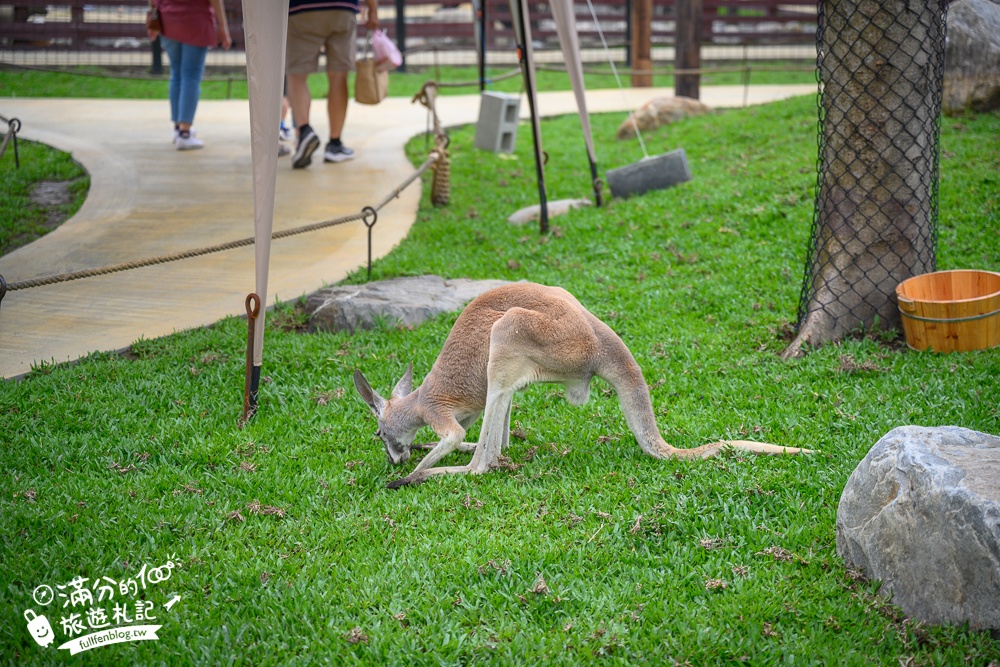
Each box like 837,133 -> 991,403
353,282 -> 807,489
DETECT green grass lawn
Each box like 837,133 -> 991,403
0,60 -> 815,101
0,139 -> 88,256
1,95 -> 999,665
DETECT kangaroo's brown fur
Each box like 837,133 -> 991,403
354,283 -> 807,488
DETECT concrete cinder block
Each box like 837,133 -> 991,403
606,148 -> 692,199
474,92 -> 520,153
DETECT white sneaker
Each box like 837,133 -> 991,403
323,140 -> 355,163
175,132 -> 204,151
173,127 -> 196,144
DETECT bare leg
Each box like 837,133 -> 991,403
286,72 -> 311,137
327,70 -> 348,139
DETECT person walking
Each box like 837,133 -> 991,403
286,0 -> 378,169
148,0 -> 231,150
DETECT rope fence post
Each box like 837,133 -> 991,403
361,206 -> 378,281
0,116 -> 22,168
240,292 -> 261,427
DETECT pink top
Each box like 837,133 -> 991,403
159,0 -> 218,48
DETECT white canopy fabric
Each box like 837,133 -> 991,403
238,0 -> 596,384
500,0 -> 600,213
241,0 -> 289,367
549,0 -> 598,171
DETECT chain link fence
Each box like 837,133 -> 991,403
791,0 -> 949,348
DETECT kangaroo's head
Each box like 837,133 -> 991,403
353,364 -> 420,465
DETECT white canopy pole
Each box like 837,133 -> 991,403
550,0 -> 602,205
241,0 -> 288,418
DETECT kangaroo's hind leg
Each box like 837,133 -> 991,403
474,306 -> 597,468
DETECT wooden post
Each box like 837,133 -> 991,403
477,0 -> 487,91
150,37 -> 163,76
631,0 -> 652,87
624,0 -> 632,66
395,0 -> 407,72
675,0 -> 702,99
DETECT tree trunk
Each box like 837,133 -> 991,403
783,0 -> 947,358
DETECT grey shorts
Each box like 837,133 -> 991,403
286,10 -> 357,74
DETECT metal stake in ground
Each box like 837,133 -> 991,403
241,293 -> 261,427
362,206 -> 378,281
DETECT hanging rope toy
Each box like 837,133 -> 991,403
413,82 -> 452,208
430,134 -> 451,207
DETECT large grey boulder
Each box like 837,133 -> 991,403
836,426 -> 1000,630
944,0 -> 1000,114
305,275 -> 513,333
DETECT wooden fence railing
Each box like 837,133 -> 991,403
0,0 -> 816,61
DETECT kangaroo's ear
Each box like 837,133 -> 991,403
353,369 -> 387,416
390,362 -> 414,399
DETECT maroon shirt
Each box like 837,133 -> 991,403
159,0 -> 218,48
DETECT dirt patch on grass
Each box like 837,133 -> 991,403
31,180 -> 74,207
30,179 -> 77,232
4,178 -> 86,255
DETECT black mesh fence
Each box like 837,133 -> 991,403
793,0 -> 949,339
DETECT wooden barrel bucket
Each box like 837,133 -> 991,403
896,270 -> 1000,353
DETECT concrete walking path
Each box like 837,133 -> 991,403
0,84 -> 813,379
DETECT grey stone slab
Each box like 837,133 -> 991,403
305,275 -> 514,333
507,198 -> 591,225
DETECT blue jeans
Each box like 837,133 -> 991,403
160,37 -> 207,125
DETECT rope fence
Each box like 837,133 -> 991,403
0,152 -> 440,307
